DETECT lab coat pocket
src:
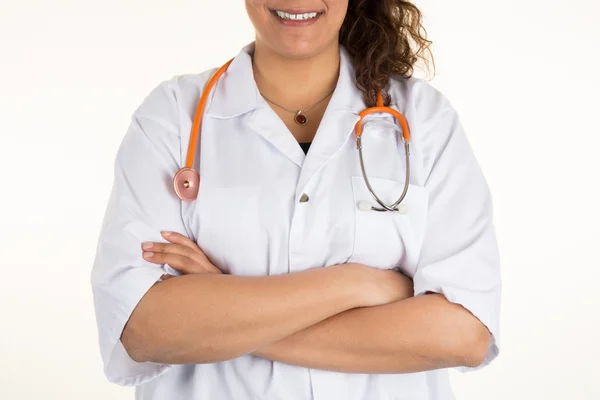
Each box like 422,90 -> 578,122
348,176 -> 429,272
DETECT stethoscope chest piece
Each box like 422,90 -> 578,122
173,167 -> 200,202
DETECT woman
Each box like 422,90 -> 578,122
91,1 -> 502,399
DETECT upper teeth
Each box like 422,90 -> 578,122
275,11 -> 319,20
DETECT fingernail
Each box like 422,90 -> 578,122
162,231 -> 172,237
142,242 -> 153,250
143,252 -> 154,258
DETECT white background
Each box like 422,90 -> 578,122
1,0 -> 599,399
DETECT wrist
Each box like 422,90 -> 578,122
333,263 -> 372,309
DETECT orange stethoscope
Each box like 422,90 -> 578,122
173,58 -> 412,213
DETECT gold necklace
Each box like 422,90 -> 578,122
259,88 -> 335,126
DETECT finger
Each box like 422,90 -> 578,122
142,246 -> 222,274
161,232 -> 221,273
145,241 -> 216,272
199,262 -> 222,274
160,274 -> 176,281
161,231 -> 203,253
143,251 -> 220,275
144,242 -> 204,265
143,252 -> 200,274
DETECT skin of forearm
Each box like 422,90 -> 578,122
252,293 -> 491,373
121,264 -> 366,364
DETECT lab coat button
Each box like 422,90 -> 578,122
299,193 -> 309,203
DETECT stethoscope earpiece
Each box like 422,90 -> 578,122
358,200 -> 409,214
358,201 -> 373,212
173,167 -> 200,202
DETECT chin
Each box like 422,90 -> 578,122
263,35 -> 337,60
277,41 -> 325,59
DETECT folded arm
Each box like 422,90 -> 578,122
122,264 -> 363,364
252,292 -> 491,373
251,98 -> 503,374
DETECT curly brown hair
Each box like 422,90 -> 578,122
339,0 -> 436,107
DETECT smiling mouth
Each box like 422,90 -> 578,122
270,9 -> 324,21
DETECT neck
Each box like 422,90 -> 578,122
251,40 -> 340,111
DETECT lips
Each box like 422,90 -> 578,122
270,8 -> 324,26
273,10 -> 320,20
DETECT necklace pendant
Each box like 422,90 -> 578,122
294,111 -> 308,126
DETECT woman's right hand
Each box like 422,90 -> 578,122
142,231 -> 223,279
348,264 -> 414,307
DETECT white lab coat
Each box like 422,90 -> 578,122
91,42 -> 501,400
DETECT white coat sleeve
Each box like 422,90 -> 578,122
90,78 -> 189,386
412,94 -> 502,372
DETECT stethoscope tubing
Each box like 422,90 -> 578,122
174,58 -> 412,214
354,93 -> 411,212
357,137 -> 411,212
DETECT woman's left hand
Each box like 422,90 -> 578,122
142,231 -> 222,279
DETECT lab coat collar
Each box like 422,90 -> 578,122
242,43 -> 367,192
205,42 -> 261,119
206,41 -> 381,197
205,41 -> 366,119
